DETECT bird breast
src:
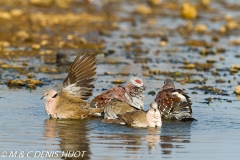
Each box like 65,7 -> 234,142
146,110 -> 161,121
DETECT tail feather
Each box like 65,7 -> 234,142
179,117 -> 197,122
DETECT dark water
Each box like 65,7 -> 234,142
1,0 -> 240,159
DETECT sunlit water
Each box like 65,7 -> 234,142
0,82 -> 239,160
1,0 -> 240,159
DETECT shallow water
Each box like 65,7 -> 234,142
0,81 -> 240,160
1,0 -> 240,159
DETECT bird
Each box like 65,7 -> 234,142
155,79 -> 196,121
90,76 -> 145,118
103,99 -> 136,121
117,102 -> 162,128
41,51 -> 102,119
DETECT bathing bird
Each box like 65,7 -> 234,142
90,76 -> 145,119
41,51 -> 102,119
117,102 -> 162,128
155,79 -> 196,121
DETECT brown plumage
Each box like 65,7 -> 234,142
103,99 -> 136,120
91,87 -> 128,108
90,76 -> 145,117
118,110 -> 148,127
41,51 -> 97,119
117,102 -> 162,128
155,79 -> 196,121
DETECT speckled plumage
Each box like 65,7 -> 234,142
90,76 -> 145,118
155,79 -> 196,121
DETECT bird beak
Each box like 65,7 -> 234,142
40,96 -> 45,100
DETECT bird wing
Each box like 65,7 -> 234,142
104,99 -> 135,119
90,86 -> 128,108
118,110 -> 148,127
155,88 -> 194,120
56,103 -> 89,119
61,51 -> 96,100
171,89 -> 195,121
155,89 -> 180,115
130,111 -> 148,125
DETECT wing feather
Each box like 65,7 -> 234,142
62,51 -> 96,100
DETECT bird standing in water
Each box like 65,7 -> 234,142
90,76 -> 145,119
117,102 -> 162,128
41,51 -> 102,119
155,79 -> 196,121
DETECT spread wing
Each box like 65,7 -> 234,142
61,51 -> 96,100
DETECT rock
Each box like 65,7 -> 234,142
186,40 -> 212,47
148,91 -> 156,96
30,0 -> 53,7
0,41 -> 10,47
226,20 -> 239,30
27,84 -> 36,89
180,3 -> 197,19
111,79 -> 124,84
7,80 -> 25,86
232,64 -> 240,70
229,68 -> 238,74
16,30 -> 30,41
55,0 -> 71,8
194,24 -> 208,33
10,9 -> 24,17
159,41 -> 167,46
219,26 -> 226,33
0,12 -> 12,20
200,0 -> 211,7
135,5 -> 152,14
230,38 -> 240,45
31,44 -> 41,50
179,64 -> 195,69
147,0 -> 162,6
24,79 -> 43,85
235,86 -> 240,94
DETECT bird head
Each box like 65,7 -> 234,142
41,90 -> 58,100
127,76 -> 146,89
41,89 -> 58,118
149,102 -> 159,112
161,79 -> 175,90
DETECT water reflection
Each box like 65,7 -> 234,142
43,118 -> 193,159
89,122 -> 192,159
44,119 -> 90,160
145,128 -> 161,154
160,121 -> 192,155
236,95 -> 240,101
